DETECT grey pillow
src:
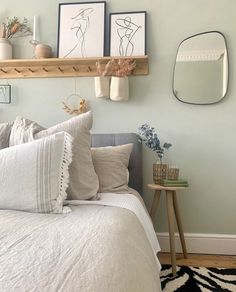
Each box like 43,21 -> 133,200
10,111 -> 99,200
0,122 -> 13,149
91,144 -> 133,193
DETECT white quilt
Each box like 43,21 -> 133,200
0,193 -> 162,292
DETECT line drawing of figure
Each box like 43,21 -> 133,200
115,16 -> 141,56
64,7 -> 94,58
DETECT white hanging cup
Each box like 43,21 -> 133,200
94,76 -> 110,98
0,38 -> 12,59
110,76 -> 129,101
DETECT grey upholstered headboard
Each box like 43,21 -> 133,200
91,133 -> 143,196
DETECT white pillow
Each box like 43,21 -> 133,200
9,111 -> 99,200
0,132 -> 73,213
91,144 -> 133,193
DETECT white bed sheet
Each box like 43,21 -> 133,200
0,193 -> 162,292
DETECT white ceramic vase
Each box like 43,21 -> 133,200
110,76 -> 129,101
94,76 -> 110,98
0,38 -> 12,59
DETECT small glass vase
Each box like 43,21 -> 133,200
153,162 -> 168,184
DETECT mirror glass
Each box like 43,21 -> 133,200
173,31 -> 228,105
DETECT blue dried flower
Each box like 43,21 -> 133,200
138,124 -> 172,163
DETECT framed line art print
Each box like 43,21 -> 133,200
0,85 -> 11,104
57,1 -> 106,58
109,11 -> 146,57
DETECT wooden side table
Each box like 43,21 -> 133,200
147,183 -> 188,275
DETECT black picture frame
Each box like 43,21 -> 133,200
0,85 -> 11,104
109,11 -> 147,57
57,1 -> 106,58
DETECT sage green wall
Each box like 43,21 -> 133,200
175,59 -> 223,103
1,0 -> 236,235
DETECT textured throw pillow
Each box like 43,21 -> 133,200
0,132 -> 73,213
9,117 -> 44,145
0,122 -> 13,149
9,111 -> 99,200
91,144 -> 133,193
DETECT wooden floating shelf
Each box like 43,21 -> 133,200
0,55 -> 149,79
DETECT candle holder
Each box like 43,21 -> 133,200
29,39 -> 39,58
30,16 -> 38,58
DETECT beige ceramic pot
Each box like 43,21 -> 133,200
35,44 -> 52,58
0,38 -> 12,59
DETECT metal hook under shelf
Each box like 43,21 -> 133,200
73,66 -> 78,72
0,68 -> 7,74
14,68 -> 22,73
58,67 -> 64,73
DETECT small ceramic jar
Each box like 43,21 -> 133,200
35,44 -> 52,59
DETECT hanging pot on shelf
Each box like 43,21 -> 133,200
0,38 -> 12,59
110,76 -> 129,101
94,76 -> 110,98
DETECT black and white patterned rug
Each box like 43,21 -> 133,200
161,265 -> 236,292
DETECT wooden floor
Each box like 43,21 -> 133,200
158,253 -> 236,269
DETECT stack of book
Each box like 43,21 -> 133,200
161,179 -> 189,187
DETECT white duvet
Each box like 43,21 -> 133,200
0,193 -> 162,292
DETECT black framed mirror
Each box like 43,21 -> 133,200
173,31 -> 228,105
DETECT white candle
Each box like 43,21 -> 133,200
33,16 -> 37,41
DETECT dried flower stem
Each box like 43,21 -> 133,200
96,58 -> 136,77
1,17 -> 32,39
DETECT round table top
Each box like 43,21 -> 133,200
147,183 -> 188,191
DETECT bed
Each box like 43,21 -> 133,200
0,117 -> 162,292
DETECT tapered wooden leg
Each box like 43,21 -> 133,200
166,191 -> 176,276
173,191 -> 188,258
150,190 -> 161,221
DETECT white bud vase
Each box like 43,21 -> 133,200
0,38 -> 12,59
94,76 -> 110,98
110,76 -> 129,101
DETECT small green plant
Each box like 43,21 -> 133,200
138,124 -> 172,163
0,17 -> 32,39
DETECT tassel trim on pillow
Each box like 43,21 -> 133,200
53,132 -> 74,214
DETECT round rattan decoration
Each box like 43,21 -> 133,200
62,94 -> 87,116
